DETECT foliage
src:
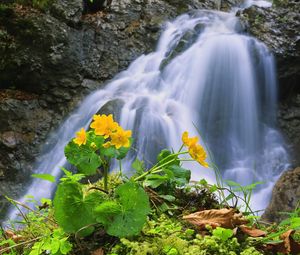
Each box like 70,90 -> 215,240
225,180 -> 263,214
108,215 -> 263,255
29,228 -> 72,255
95,182 -> 150,237
53,178 -> 104,236
2,114 -> 300,255
64,114 -> 132,190
0,197 -> 71,255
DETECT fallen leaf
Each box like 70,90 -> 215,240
239,225 -> 267,237
183,208 -> 248,229
5,230 -> 15,238
264,230 -> 300,254
281,229 -> 300,254
91,247 -> 104,255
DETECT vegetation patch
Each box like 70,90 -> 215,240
1,114 -> 300,254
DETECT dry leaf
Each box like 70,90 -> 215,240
91,247 -> 104,255
265,230 -> 300,254
239,225 -> 267,237
280,229 -> 300,254
183,208 -> 248,229
5,230 -> 23,243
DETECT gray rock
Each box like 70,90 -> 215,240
262,167 -> 300,223
239,2 -> 300,100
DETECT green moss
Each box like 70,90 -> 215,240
108,215 -> 263,255
0,0 -> 55,11
272,0 -> 289,7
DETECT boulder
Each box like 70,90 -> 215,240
262,167 -> 300,222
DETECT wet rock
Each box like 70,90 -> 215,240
0,0 -> 261,219
262,167 -> 300,223
239,2 -> 300,99
278,95 -> 300,166
239,1 -> 300,169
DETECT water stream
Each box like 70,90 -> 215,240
8,0 -> 289,219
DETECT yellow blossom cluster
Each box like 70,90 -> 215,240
73,128 -> 87,146
182,131 -> 209,168
73,114 -> 131,149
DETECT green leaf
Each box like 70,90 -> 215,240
144,174 -> 169,188
53,181 -> 104,236
64,141 -> 102,175
59,168 -> 85,183
101,146 -> 116,158
199,179 -> 208,186
50,239 -> 60,254
243,181 -> 264,191
225,180 -> 241,187
158,202 -> 170,213
95,182 -> 150,238
290,217 -> 300,229
159,195 -> 176,202
212,227 -> 233,241
89,132 -> 105,148
168,165 -> 191,186
60,238 -> 73,254
132,158 -> 145,175
157,149 -> 180,167
31,174 -> 56,183
94,201 -> 121,223
209,184 -> 218,193
225,193 -> 235,201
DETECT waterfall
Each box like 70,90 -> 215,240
8,5 -> 289,219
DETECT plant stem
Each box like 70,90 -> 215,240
134,152 -> 188,182
119,160 -> 122,177
103,162 -> 108,192
0,236 -> 42,254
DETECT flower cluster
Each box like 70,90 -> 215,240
182,131 -> 209,168
73,128 -> 87,146
73,114 -> 131,149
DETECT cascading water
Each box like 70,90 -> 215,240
8,2 -> 289,219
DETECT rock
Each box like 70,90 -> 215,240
239,2 -> 300,99
239,1 -> 300,168
278,95 -> 300,166
0,0 -> 298,224
0,0 -> 244,219
262,167 -> 300,223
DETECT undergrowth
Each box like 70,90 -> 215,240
1,114 -> 299,255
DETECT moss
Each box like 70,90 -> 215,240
272,0 -> 289,7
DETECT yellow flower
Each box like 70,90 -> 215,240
110,127 -> 132,149
73,128 -> 87,146
188,144 -> 209,168
90,114 -> 119,138
103,141 -> 111,148
182,131 -> 198,147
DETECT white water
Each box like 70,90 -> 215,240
8,3 -> 289,219
244,0 -> 272,8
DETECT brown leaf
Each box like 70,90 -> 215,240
264,230 -> 300,254
5,230 -> 15,238
182,208 -> 248,230
4,229 -> 24,243
91,248 -> 104,255
281,229 -> 300,254
239,225 -> 267,237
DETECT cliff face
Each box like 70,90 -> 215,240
239,1 -> 300,221
0,0 -> 299,219
239,1 -> 300,164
